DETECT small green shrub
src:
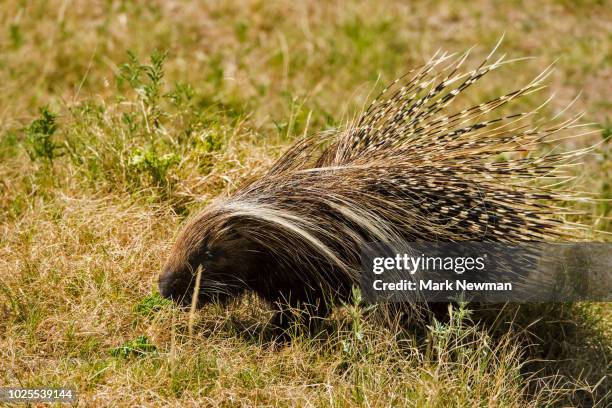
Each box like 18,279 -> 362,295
196,132 -> 224,153
136,292 -> 173,316
129,146 -> 179,187
24,107 -> 62,163
167,82 -> 195,108
118,50 -> 168,129
340,287 -> 377,367
110,335 -> 157,358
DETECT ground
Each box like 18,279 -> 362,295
0,1 -> 610,406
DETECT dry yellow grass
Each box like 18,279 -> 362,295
1,1 -> 610,406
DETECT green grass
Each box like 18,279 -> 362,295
0,0 -> 610,406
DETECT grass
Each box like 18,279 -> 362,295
0,0 -> 610,406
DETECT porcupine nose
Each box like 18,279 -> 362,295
158,269 -> 177,300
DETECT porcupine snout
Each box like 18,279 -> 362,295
158,263 -> 194,306
157,272 -> 173,299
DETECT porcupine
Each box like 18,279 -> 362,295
158,43 -> 589,328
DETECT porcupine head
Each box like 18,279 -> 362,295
158,186 -> 360,309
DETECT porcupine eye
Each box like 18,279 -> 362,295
192,236 -> 255,305
189,247 -> 214,268
196,231 -> 271,305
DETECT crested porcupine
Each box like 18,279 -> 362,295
158,44 -> 591,325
